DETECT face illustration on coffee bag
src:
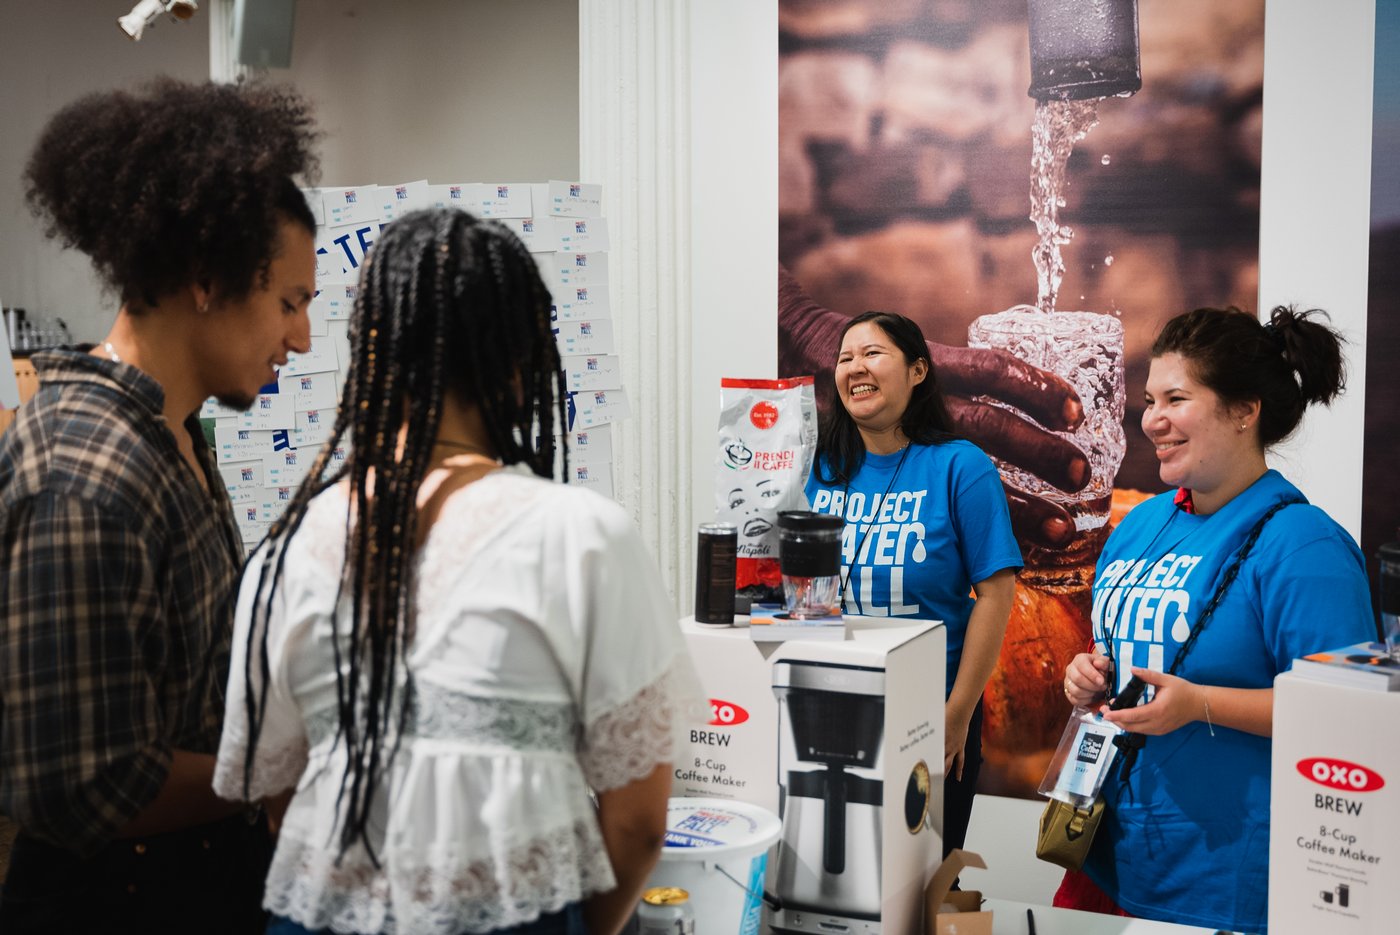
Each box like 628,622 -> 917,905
715,378 -> 818,595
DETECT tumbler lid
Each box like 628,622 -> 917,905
777,510 -> 843,532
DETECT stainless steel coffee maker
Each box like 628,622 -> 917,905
770,660 -> 886,934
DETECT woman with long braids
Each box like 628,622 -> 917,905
212,208 -> 697,935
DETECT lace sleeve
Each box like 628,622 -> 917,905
212,538 -> 313,802
212,714 -> 310,802
579,653 -> 701,792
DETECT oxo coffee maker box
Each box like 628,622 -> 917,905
677,617 -> 946,935
1269,671 -> 1400,935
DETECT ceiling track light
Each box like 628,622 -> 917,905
118,0 -> 199,42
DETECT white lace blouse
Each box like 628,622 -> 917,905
213,469 -> 696,934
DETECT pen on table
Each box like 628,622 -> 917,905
1027,907 -> 1038,935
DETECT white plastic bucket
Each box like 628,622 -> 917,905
646,797 -> 782,935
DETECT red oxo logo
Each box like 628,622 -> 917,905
709,699 -> 749,727
1297,758 -> 1385,792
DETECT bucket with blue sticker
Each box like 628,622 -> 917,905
648,797 -> 781,935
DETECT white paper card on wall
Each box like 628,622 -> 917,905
551,216 -> 610,253
314,281 -> 358,321
566,388 -> 631,430
293,408 -> 335,447
264,448 -> 314,487
307,301 -> 329,337
568,460 -> 614,498
323,187 -> 382,227
501,217 -> 554,253
317,223 -> 381,278
430,183 -> 485,213
237,515 -> 271,545
301,188 -> 326,227
217,459 -> 264,504
212,393 -> 293,431
279,371 -> 339,412
553,319 -> 615,356
547,180 -> 603,218
564,423 -> 613,461
256,487 -> 300,522
561,354 -> 623,392
549,252 -> 610,288
553,283 -> 611,322
327,321 -> 351,377
376,180 -> 433,222
282,340 -> 339,377
476,183 -> 532,218
215,427 -> 293,464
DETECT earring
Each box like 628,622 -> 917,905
1239,422 -> 1248,431
198,301 -> 210,314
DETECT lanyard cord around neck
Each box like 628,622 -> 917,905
838,443 -> 913,613
1106,497 -> 1302,779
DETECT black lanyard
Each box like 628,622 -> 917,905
1104,497 -> 1302,778
837,444 -> 912,613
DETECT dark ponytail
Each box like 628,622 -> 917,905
1151,305 -> 1346,447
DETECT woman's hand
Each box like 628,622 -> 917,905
1101,668 -> 1204,736
945,703 -> 972,780
1063,651 -> 1111,708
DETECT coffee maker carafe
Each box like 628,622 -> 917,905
771,660 -> 886,933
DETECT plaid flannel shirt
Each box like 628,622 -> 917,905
0,350 -> 244,855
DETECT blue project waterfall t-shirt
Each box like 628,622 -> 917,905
805,440 -> 1023,695
1083,469 -> 1374,933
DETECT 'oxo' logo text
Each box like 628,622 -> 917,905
708,699 -> 749,727
1297,758 -> 1385,792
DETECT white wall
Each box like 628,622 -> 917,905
1259,0 -> 1376,537
266,0 -> 579,185
688,0 -> 779,536
0,1 -> 210,343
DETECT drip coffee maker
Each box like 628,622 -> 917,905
771,660 -> 886,932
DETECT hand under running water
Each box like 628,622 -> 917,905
778,266 -> 1087,550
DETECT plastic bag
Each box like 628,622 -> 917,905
715,377 -> 818,603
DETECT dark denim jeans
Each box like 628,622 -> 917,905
0,813 -> 272,934
266,902 -> 587,935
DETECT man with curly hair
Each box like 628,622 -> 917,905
0,78 -> 319,933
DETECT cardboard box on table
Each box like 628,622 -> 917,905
677,616 -> 945,934
922,850 -> 991,935
1269,671 -> 1400,934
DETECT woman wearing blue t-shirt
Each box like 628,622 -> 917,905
805,310 -> 1022,858
1059,306 -> 1375,932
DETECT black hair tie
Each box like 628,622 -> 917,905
1262,322 -> 1286,353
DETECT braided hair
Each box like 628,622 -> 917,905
239,208 -> 566,858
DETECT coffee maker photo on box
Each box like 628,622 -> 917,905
676,617 -> 946,934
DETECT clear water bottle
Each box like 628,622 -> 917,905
1379,538 -> 1400,660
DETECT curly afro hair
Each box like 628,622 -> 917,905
24,77 -> 320,312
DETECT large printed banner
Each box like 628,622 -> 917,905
1362,5 -> 1400,581
777,0 -> 1264,797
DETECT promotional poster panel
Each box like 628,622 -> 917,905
777,0 -> 1264,796
1362,3 -> 1400,581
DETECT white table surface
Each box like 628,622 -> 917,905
983,899 -> 1228,935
